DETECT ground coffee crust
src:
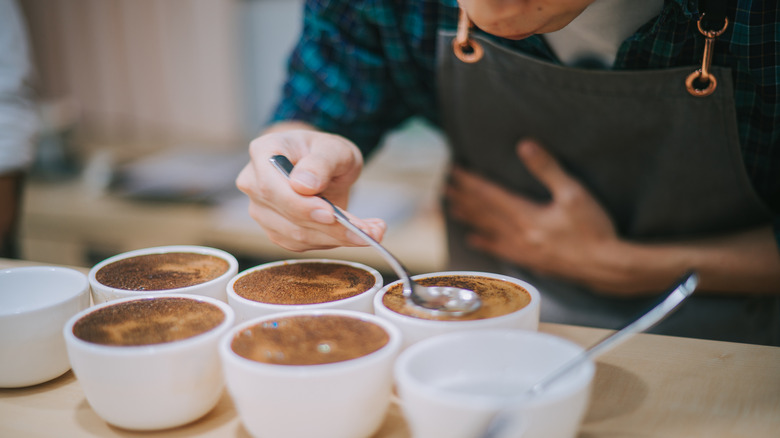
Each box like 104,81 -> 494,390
96,252 -> 229,291
382,275 -> 532,321
233,262 -> 376,305
73,297 -> 225,346
231,314 -> 389,365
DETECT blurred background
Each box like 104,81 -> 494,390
15,0 -> 450,277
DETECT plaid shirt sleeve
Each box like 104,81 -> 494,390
270,0 -> 442,156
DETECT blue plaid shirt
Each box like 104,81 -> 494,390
271,0 -> 780,242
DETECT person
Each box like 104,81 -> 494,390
0,0 -> 38,259
236,0 -> 780,345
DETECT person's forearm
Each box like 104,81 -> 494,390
594,225 -> 780,295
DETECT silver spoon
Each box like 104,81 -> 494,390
481,271 -> 699,438
269,155 -> 482,316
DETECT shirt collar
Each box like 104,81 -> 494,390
670,0 -> 700,19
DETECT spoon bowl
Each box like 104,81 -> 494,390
270,155 -> 482,316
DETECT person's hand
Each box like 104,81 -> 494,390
236,124 -> 386,251
446,139 -> 632,294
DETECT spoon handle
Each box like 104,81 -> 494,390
269,155 -> 413,282
481,271 -> 699,438
528,270 -> 698,395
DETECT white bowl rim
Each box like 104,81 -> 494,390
394,329 -> 594,408
374,271 -> 541,326
0,266 -> 89,316
64,293 -> 235,354
226,258 -> 383,308
88,245 -> 239,295
220,308 -> 402,375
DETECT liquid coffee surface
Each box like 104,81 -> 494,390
96,252 -> 229,291
231,315 -> 389,365
383,275 -> 531,321
233,262 -> 376,305
73,297 -> 225,346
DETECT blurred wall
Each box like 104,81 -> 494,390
19,0 -> 303,153
239,0 -> 303,138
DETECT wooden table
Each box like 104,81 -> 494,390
2,258 -> 779,437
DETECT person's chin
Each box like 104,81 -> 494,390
502,32 -> 535,40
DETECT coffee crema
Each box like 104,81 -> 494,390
233,262 -> 376,305
96,252 -> 229,291
73,297 -> 225,346
231,315 -> 389,366
382,275 -> 532,321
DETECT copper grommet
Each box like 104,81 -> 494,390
453,38 -> 484,63
685,69 -> 717,97
453,8 -> 483,63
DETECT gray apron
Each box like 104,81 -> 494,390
436,30 -> 780,346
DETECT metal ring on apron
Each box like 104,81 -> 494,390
686,14 -> 728,97
453,8 -> 483,64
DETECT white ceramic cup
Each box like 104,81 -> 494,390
0,266 -> 90,388
395,330 -> 595,438
227,258 -> 383,323
88,245 -> 238,304
220,309 -> 402,438
373,271 -> 540,349
64,293 -> 235,430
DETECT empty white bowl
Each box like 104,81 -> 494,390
0,266 -> 90,388
395,329 -> 595,438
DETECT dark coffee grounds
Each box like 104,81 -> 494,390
233,262 -> 376,305
231,314 -> 389,365
382,275 -> 531,321
96,252 -> 229,291
73,297 -> 225,346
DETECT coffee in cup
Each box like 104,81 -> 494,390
227,259 -> 382,322
381,273 -> 533,321
72,296 -> 225,346
373,271 -> 540,349
64,294 -> 235,431
231,313 -> 389,365
95,252 -> 229,291
89,245 -> 238,304
220,309 -> 401,438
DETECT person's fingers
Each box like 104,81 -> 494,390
288,134 -> 363,197
248,201 -> 386,250
516,140 -> 581,203
447,166 -> 536,228
246,203 -> 343,251
238,128 -> 382,250
238,160 -> 336,226
339,211 -> 387,243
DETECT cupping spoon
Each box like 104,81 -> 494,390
270,155 -> 482,316
480,271 -> 700,438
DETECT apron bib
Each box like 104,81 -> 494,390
436,30 -> 779,345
